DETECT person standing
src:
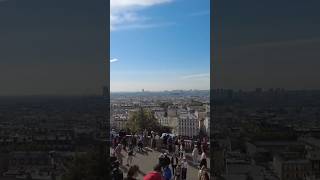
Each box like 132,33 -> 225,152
168,137 -> 173,153
192,145 -> 199,165
122,137 -> 127,151
112,160 -> 124,180
115,143 -> 123,165
163,153 -> 171,167
125,165 -> 140,180
138,137 -> 144,152
171,153 -> 179,175
163,165 -> 172,180
174,162 -> 182,180
151,131 -> 155,148
144,164 -> 165,180
132,134 -> 137,150
126,146 -> 135,166
155,133 -> 160,150
200,150 -> 207,168
198,164 -> 209,180
181,157 -> 188,180
158,153 -> 165,168
179,145 -> 185,159
174,144 -> 180,156
197,140 -> 202,154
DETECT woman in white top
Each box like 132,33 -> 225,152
192,145 -> 199,165
200,151 -> 207,168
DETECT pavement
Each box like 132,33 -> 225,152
112,147 -> 210,180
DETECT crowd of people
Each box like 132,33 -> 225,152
110,129 -> 210,180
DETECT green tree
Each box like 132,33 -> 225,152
126,108 -> 162,133
62,149 -> 109,180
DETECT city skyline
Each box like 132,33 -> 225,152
110,0 -> 210,92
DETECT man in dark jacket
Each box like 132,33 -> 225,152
163,153 -> 171,167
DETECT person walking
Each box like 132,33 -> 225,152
181,157 -> 188,180
125,165 -> 140,180
192,145 -> 199,165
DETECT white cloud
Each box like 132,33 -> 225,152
113,22 -> 175,31
110,0 -> 173,31
110,58 -> 119,63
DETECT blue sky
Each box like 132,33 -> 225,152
110,0 -> 210,92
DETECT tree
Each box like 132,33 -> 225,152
126,108 -> 164,133
62,149 -> 109,180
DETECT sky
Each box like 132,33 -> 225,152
110,0 -> 210,92
2,0 -> 320,95
0,0 -> 107,96
213,0 -> 320,90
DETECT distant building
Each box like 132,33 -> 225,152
177,113 -> 198,138
273,152 -> 311,180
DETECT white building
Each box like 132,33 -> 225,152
177,112 -> 199,138
155,111 -> 169,127
112,115 -> 128,130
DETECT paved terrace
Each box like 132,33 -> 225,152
112,147 -> 210,180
